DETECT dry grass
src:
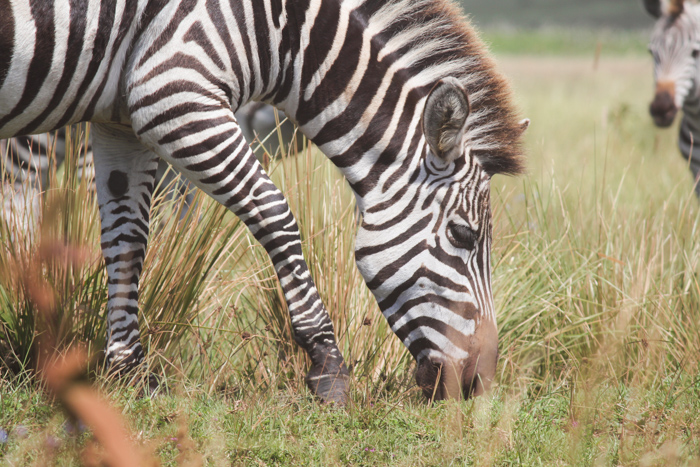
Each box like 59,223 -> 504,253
1,55 -> 699,465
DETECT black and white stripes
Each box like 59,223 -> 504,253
645,0 -> 700,196
0,0 -> 526,402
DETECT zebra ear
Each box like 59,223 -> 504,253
422,77 -> 470,164
643,0 -> 662,17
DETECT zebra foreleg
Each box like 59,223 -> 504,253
91,124 -> 158,381
132,111 -> 349,403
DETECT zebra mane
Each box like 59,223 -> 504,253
369,0 -> 526,176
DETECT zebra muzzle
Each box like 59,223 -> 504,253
650,88 -> 678,128
414,323 -> 498,401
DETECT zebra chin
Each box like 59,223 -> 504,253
651,106 -> 678,128
413,320 -> 498,401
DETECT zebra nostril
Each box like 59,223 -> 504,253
650,93 -> 678,128
415,357 -> 470,401
415,358 -> 445,401
650,106 -> 678,127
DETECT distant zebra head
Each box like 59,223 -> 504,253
645,0 -> 700,127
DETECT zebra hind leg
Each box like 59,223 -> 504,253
91,124 -> 159,390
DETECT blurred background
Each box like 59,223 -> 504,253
462,0 -> 648,29
460,0 -> 651,56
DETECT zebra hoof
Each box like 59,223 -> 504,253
128,372 -> 163,398
146,373 -> 162,396
306,366 -> 350,404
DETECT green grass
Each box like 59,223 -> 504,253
2,51 -> 700,465
481,28 -> 649,57
460,0 -> 650,30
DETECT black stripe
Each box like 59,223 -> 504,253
19,0 -> 89,135
158,116 -> 234,145
171,130 -> 232,160
85,0 -> 140,122
376,266 -> 469,312
364,240 -> 427,291
137,0 -> 197,68
55,0 -> 117,128
355,214 -> 432,262
270,0 -> 307,104
206,0 -> 245,106
133,53 -> 233,104
296,0 -> 346,126
395,315 -> 477,353
365,169 -> 420,214
0,0 -> 55,129
348,104 -> 423,198
230,0 -> 256,98
184,21 -> 226,71
137,102 -> 222,135
270,0 -> 282,29
0,0 -> 15,90
129,81 -> 228,113
251,0 -> 272,91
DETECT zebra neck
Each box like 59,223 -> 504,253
680,96 -> 700,160
266,1 -> 430,208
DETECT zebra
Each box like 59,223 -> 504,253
644,0 -> 700,196
0,0 -> 527,403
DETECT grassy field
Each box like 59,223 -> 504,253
481,28 -> 649,57
460,0 -> 650,30
2,48 -> 700,465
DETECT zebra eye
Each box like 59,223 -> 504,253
692,49 -> 700,59
447,221 -> 478,249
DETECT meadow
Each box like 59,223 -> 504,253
2,32 -> 700,466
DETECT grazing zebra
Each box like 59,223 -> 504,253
0,0 -> 527,403
644,0 -> 700,196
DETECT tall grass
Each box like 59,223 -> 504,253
223,137 -> 414,401
2,57 -> 698,398
0,126 -> 106,374
0,128 -> 249,382
1,54 -> 700,464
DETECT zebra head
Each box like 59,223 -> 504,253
353,78 -> 526,400
645,0 -> 700,127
